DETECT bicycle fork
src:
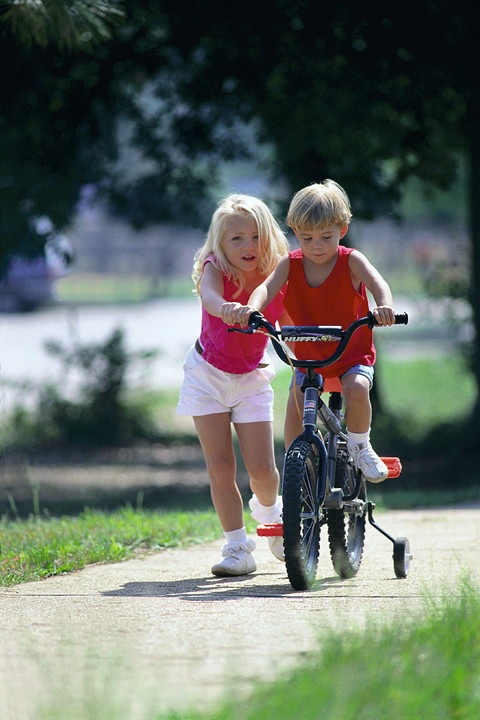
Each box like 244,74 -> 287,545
302,385 -> 344,510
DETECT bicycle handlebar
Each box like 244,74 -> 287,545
228,310 -> 408,370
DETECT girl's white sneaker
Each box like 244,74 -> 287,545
211,540 -> 257,577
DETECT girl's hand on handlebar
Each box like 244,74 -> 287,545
220,302 -> 257,327
372,305 -> 396,326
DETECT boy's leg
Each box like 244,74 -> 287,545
341,372 -> 372,432
341,372 -> 388,483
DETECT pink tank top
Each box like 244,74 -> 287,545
199,257 -> 285,374
284,246 -> 375,378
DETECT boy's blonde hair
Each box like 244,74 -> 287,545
286,179 -> 352,231
193,193 -> 288,295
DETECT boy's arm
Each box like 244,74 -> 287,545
349,250 -> 395,326
228,256 -> 290,326
249,256 -> 290,310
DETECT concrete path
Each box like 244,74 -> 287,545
1,505 -> 480,720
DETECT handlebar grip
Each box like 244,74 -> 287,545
394,312 -> 408,325
248,310 -> 265,328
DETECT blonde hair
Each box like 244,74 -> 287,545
192,193 -> 288,295
286,179 -> 352,231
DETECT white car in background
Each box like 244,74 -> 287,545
0,234 -> 74,313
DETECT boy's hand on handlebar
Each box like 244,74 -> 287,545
372,305 -> 396,326
220,302 -> 257,327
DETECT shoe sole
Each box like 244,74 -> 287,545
211,565 -> 257,577
365,473 -> 389,483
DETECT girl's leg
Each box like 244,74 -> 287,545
193,413 -> 244,532
284,383 -> 304,449
235,420 -> 285,562
234,420 -> 279,506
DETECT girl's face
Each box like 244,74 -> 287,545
295,224 -> 347,266
221,212 -> 260,273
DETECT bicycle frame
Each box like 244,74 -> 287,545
252,311 -> 407,504
295,367 -> 344,511
229,310 -> 412,587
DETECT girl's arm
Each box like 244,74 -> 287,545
198,261 -> 229,317
349,250 -> 395,326
199,261 -> 266,326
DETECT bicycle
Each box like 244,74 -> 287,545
230,311 -> 412,591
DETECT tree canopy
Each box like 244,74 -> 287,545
2,0 -> 480,449
2,2 -> 475,249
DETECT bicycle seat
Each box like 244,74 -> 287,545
323,377 -> 342,393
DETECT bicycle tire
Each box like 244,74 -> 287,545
282,439 -> 322,590
393,537 -> 411,579
327,447 -> 366,579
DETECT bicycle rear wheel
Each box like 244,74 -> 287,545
282,439 -> 323,590
327,446 -> 366,579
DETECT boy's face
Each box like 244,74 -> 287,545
294,224 -> 348,266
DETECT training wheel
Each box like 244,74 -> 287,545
393,537 -> 412,578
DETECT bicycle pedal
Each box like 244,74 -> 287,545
381,457 -> 402,478
256,523 -> 284,537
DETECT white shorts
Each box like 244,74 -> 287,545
176,345 -> 275,423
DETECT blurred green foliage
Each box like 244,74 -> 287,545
5,328 -> 159,448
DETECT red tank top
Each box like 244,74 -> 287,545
283,246 -> 375,378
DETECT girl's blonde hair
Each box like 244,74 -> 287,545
192,194 -> 288,295
286,179 -> 352,231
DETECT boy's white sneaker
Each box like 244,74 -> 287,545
347,442 -> 389,483
211,540 -> 257,577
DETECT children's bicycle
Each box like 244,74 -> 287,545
230,311 -> 412,591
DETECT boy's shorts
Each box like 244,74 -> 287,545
176,344 -> 276,423
289,364 -> 374,390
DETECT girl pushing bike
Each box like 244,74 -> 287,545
176,194 -> 289,577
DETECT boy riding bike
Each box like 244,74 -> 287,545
232,179 -> 396,483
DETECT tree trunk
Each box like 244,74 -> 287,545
464,104 -> 480,448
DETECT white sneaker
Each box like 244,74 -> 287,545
267,536 -> 285,562
347,442 -> 389,483
211,540 -> 257,577
249,495 -> 285,562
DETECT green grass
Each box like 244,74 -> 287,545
180,579 -> 480,720
377,352 -> 476,437
0,507 -> 223,587
56,273 -> 193,304
368,486 -> 480,509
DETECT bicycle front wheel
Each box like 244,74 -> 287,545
282,439 -> 323,590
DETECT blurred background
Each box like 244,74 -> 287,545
1,0 -> 479,510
